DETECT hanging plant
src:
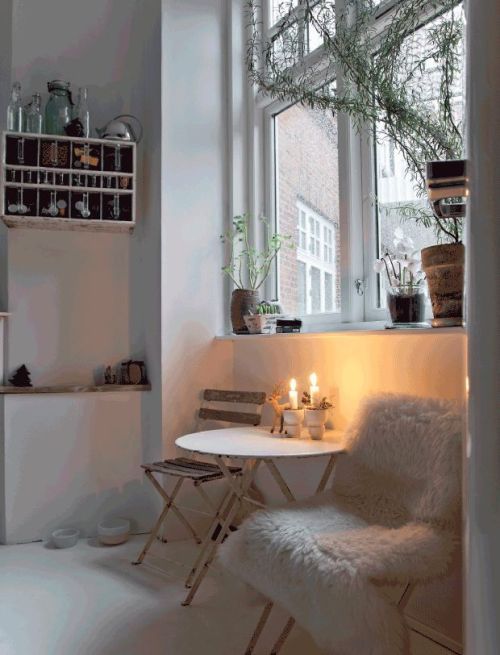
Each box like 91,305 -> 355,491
246,0 -> 465,243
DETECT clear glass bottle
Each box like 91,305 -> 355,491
7,81 -> 24,132
74,86 -> 90,137
45,80 -> 72,135
25,93 -> 43,133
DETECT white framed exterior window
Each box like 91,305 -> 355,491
228,0 -> 465,330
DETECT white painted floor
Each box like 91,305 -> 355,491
0,536 -> 452,655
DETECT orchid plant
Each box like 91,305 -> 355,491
373,228 -> 425,288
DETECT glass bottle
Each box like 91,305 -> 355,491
74,86 -> 90,138
7,81 -> 24,132
25,93 -> 43,133
45,80 -> 73,135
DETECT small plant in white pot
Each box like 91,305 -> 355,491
303,392 -> 333,440
244,301 -> 282,334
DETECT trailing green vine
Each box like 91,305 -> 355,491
246,0 -> 465,242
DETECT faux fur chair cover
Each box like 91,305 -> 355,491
218,394 -> 463,655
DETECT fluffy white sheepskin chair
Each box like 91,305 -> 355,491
218,393 -> 463,655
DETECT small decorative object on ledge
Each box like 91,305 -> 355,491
221,214 -> 293,334
244,301 -> 282,334
9,364 -> 32,387
282,407 -> 304,438
276,318 -> 302,333
104,365 -> 117,385
374,229 -> 429,329
121,360 -> 148,385
302,374 -> 334,440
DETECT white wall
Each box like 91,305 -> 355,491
162,0 -> 232,454
466,0 -> 500,650
0,0 -> 163,543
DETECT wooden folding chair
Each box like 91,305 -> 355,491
132,389 -> 266,571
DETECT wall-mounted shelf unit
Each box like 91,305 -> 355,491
1,131 -> 136,232
0,384 -> 151,394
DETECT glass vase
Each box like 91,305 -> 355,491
386,285 -> 428,328
45,80 -> 73,135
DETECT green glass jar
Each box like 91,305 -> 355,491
44,80 -> 73,135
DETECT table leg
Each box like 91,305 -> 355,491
265,459 -> 296,502
182,458 -> 260,606
315,454 -> 338,494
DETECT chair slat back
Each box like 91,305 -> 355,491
199,389 -> 266,427
203,389 -> 266,405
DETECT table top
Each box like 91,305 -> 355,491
175,426 -> 345,459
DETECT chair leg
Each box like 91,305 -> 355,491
182,459 -> 259,606
184,487 -> 234,588
397,582 -> 414,610
244,602 -> 274,655
270,617 -> 295,655
145,470 -> 202,545
132,476 -> 184,565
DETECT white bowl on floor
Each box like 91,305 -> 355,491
52,528 -> 80,549
98,518 -> 130,546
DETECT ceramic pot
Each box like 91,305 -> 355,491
421,243 -> 464,327
305,408 -> 328,440
244,314 -> 268,334
231,289 -> 259,333
282,409 -> 304,438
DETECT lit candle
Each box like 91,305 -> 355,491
309,372 -> 319,407
289,378 -> 298,409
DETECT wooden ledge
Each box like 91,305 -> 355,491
0,384 -> 151,394
2,215 -> 134,233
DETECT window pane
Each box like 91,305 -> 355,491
310,266 -> 321,313
374,5 -> 465,306
275,103 -> 341,315
325,272 -> 333,312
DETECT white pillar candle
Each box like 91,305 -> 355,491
309,372 -> 319,407
289,378 -> 298,409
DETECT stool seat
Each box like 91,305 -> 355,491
142,457 -> 242,483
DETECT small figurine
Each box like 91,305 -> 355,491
104,366 -> 116,385
9,364 -> 33,387
121,360 -> 148,385
266,382 -> 291,434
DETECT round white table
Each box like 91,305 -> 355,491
175,426 -> 345,605
175,426 -> 345,459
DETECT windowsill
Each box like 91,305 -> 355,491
216,322 -> 466,340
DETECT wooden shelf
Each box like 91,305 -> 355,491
1,215 -> 134,233
0,384 -> 151,394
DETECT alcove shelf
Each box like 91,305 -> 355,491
1,215 -> 134,233
0,384 -> 151,394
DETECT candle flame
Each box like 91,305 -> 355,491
309,372 -> 318,386
290,378 -> 297,391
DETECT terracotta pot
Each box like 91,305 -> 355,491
231,289 -> 259,333
421,243 -> 465,327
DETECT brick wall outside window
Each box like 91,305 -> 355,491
276,104 -> 341,315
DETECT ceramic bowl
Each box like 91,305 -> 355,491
52,528 -> 80,549
98,518 -> 130,546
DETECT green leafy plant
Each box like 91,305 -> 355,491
256,301 -> 281,315
221,214 -> 293,290
246,0 -> 465,242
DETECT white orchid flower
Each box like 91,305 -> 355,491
373,258 -> 386,273
407,260 -> 422,275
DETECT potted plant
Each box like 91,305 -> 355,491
244,301 -> 282,334
302,392 -> 333,440
246,0 -> 466,326
221,214 -> 292,333
373,228 -> 427,328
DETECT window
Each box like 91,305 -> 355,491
370,5 -> 466,311
243,1 -> 465,327
274,103 -> 341,317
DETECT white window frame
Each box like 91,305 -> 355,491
228,0 -> 452,330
